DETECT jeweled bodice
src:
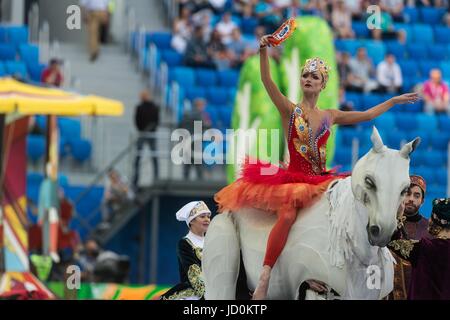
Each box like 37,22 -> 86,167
287,105 -> 331,175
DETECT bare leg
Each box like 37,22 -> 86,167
252,265 -> 272,300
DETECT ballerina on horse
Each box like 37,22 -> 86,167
214,34 -> 420,300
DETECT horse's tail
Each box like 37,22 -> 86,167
203,211 -> 241,300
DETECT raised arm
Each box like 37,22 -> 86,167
260,36 -> 293,118
329,92 -> 419,126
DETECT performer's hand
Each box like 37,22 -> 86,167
260,35 -> 274,48
306,280 -> 328,293
391,92 -> 420,105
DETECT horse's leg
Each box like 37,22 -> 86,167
253,207 -> 297,300
203,212 -> 240,300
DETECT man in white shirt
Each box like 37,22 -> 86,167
80,0 -> 110,62
376,53 -> 403,94
216,12 -> 237,45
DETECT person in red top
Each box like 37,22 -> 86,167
41,58 -> 63,87
423,69 -> 449,115
214,34 -> 420,300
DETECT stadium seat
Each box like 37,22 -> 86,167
438,115 -> 450,131
241,17 -> 258,35
411,24 -> 434,44
395,114 -> 418,132
398,60 -> 419,78
27,135 -> 46,162
352,22 -> 370,38
395,23 -> 412,42
69,139 -> 92,163
366,41 -> 386,64
0,27 -> 7,43
218,70 -> 239,88
407,43 -> 428,60
419,60 -> 440,77
362,94 -> 385,111
0,44 -> 16,60
420,7 -> 446,25
185,87 -> 206,101
339,128 -> 357,146
27,63 -> 46,82
59,136 -> 69,158
334,147 -> 353,165
428,45 -> 447,61
6,26 -> 28,48
430,133 -> 450,151
0,62 -> 5,77
435,168 -> 448,186
425,150 -> 446,167
207,87 -> 229,105
147,32 -> 172,50
385,42 -> 406,60
58,118 -> 81,142
434,26 -> 450,45
228,88 -> 237,103
413,166 -> 435,185
417,114 -> 438,131
18,44 -> 39,66
403,7 -> 420,23
340,40 -> 362,56
344,92 -> 362,109
205,107 -> 219,127
441,62 -> 450,79
169,67 -> 196,89
404,130 -> 430,149
386,130 -> 406,149
373,113 -> 396,132
5,61 -> 28,79
219,107 -> 232,128
195,69 -> 218,87
161,50 -> 183,67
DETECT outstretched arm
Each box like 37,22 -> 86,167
329,93 -> 419,126
260,36 -> 293,119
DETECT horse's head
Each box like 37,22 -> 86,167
351,127 -> 420,247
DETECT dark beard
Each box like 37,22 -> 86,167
404,205 -> 419,216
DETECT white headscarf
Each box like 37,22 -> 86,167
176,201 -> 211,227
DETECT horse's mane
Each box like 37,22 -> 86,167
326,177 -> 360,268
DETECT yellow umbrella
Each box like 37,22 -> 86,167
0,77 -> 124,116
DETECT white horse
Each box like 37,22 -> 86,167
203,127 -> 420,300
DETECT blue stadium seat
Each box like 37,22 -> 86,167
395,23 -> 412,41
161,50 -> 183,67
207,87 -> 229,105
58,118 -> 81,142
59,136 -> 69,158
344,92 -> 362,109
398,60 -> 419,78
218,70 -> 239,88
195,69 -> 217,87
0,44 -> 16,60
411,24 -> 434,44
362,94 -> 385,111
413,166 -> 435,185
420,7 -> 446,25
185,87 -> 206,101
435,168 -> 448,186
18,44 -> 39,66
69,139 -> 92,163
228,88 -> 237,104
0,62 -> 5,77
58,174 -> 69,187
407,43 -> 428,60
405,130 -> 430,149
27,63 -> 46,82
339,128 -> 357,146
434,26 -> 450,45
169,67 -> 196,88
366,41 -> 386,64
430,133 -> 450,151
205,107 -> 219,127
341,40 -> 362,56
419,60 -> 440,78
219,107 -> 232,128
428,184 -> 445,196
27,135 -> 45,162
403,7 -> 420,23
395,114 -> 418,132
5,61 -> 28,79
428,45 -> 448,61
334,147 -> 353,165
147,32 -> 172,50
0,27 -> 7,43
6,26 -> 28,48
352,22 -> 370,38
410,152 -> 427,168
417,114 -> 438,131
438,115 -> 450,131
386,130 -> 405,149
27,172 -> 44,186
241,17 -> 258,35
373,113 -> 396,132
427,151 -> 447,168
385,42 -> 406,60
441,62 -> 450,79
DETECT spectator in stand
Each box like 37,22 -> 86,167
248,25 -> 267,53
337,52 -> 353,90
423,69 -> 450,115
133,90 -> 160,188
339,86 -> 355,112
255,0 -> 283,33
81,0 -> 110,62
380,0 -> 404,22
376,53 -> 403,94
370,10 -> 398,40
171,7 -> 193,54
180,98 -> 212,180
41,58 -> 63,87
207,29 -> 233,70
344,0 -> 363,20
228,28 -> 252,68
216,11 -> 238,45
331,0 -> 355,39
349,47 -> 379,93
185,25 -> 215,68
209,0 -> 230,14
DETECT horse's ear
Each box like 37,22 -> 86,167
371,126 -> 384,153
399,137 -> 421,159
